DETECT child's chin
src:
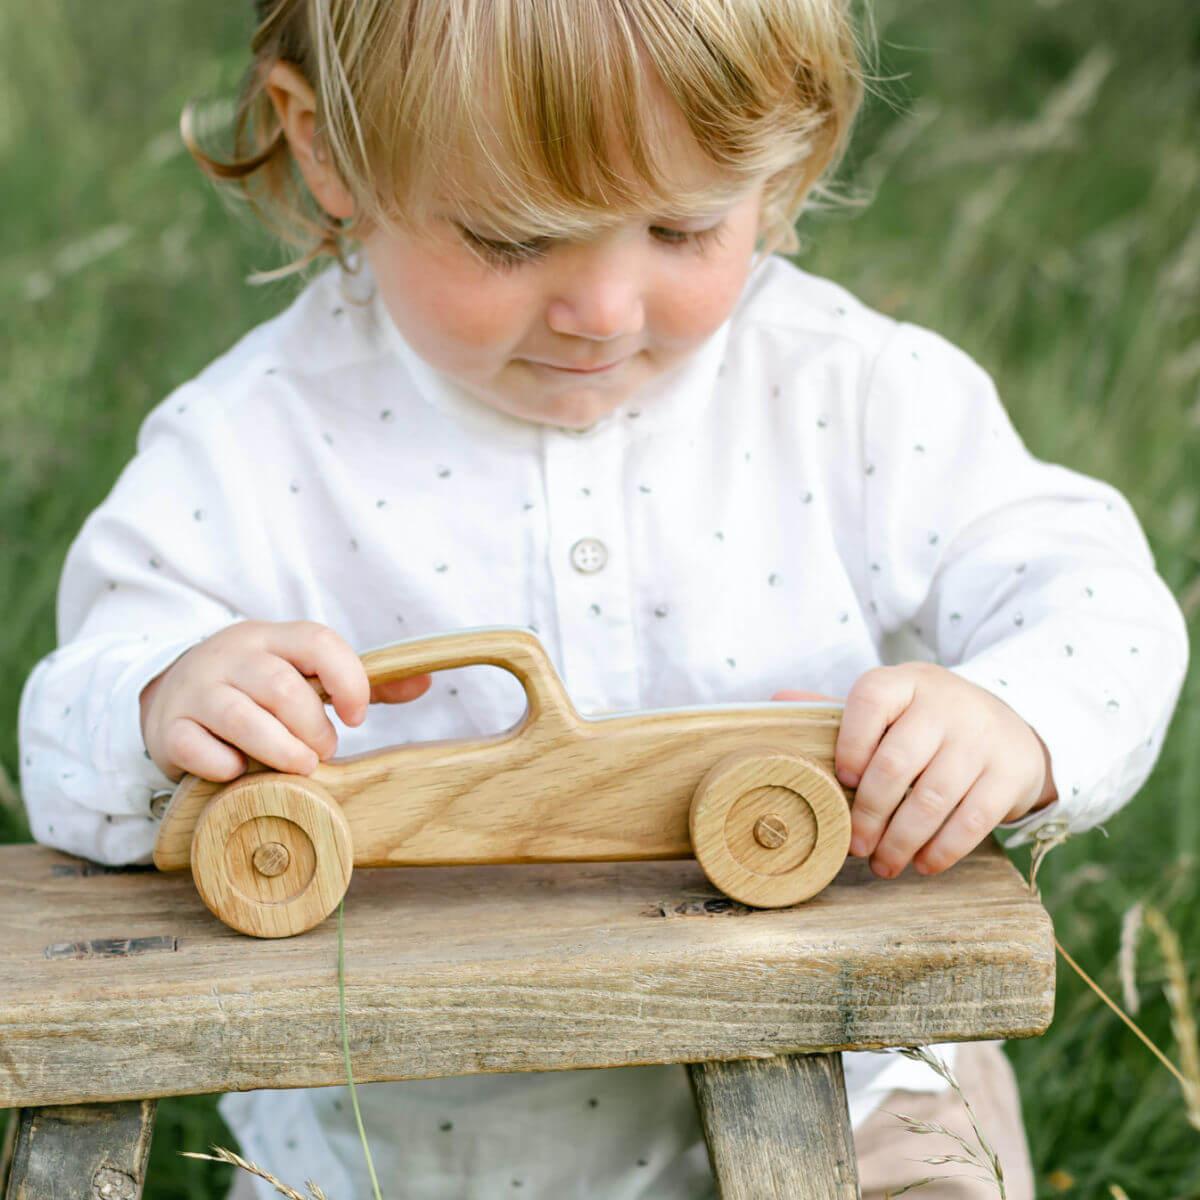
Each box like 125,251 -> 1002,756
492,366 -> 642,428
558,398 -> 625,428
531,389 -> 626,429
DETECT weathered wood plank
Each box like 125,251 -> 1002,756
0,839 -> 1054,1108
3,1100 -> 155,1200
689,1052 -> 858,1199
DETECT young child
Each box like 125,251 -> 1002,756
18,1 -> 1189,1197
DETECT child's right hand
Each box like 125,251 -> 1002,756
138,620 -> 432,784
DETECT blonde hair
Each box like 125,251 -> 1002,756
183,0 -> 874,284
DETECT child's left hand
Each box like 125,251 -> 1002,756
772,662 -> 1057,880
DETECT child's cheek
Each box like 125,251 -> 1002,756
648,258 -> 748,350
417,275 -> 517,349
652,207 -> 761,344
375,252 -> 529,366
653,259 -> 754,344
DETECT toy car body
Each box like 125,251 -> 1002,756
153,627 -> 852,937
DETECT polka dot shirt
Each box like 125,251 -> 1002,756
17,253 -> 1189,1198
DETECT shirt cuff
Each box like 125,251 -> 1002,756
992,795 -> 1070,844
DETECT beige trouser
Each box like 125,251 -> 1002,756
224,1041 -> 1033,1200
856,1040 -> 1035,1199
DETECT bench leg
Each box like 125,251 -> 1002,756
688,1051 -> 860,1199
2,1099 -> 156,1200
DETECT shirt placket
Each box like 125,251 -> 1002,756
542,420 -> 640,716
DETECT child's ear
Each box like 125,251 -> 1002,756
264,60 -> 356,222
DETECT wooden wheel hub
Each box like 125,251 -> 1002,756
732,786 -> 818,871
252,840 -> 292,877
690,749 -> 851,908
752,812 -> 789,849
191,775 -> 352,938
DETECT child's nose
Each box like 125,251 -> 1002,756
544,253 -> 646,342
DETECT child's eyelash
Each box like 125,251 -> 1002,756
458,228 -> 552,268
457,221 -> 728,270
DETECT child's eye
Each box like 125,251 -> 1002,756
649,222 -> 728,253
456,224 -> 552,269
455,219 -> 727,270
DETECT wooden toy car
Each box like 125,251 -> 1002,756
153,627 -> 853,938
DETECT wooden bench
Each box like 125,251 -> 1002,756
0,839 -> 1054,1198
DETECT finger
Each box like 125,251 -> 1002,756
160,715 -> 249,783
371,674 -> 434,704
913,770 -> 1016,875
835,667 -> 917,789
771,689 -> 841,702
847,702 -> 944,859
869,747 -> 983,878
269,622 -> 371,727
237,655 -> 341,762
198,683 -> 321,776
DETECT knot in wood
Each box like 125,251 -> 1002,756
252,841 -> 291,877
92,1167 -> 137,1200
753,813 -> 789,849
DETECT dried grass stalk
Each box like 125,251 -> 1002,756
180,1145 -> 331,1200
1027,826 -> 1071,897
1142,905 -> 1200,1130
1118,901 -> 1144,1015
1026,835 -> 1200,1146
875,1045 -> 1006,1197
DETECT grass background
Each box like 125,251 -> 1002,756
2,0 -> 1198,1195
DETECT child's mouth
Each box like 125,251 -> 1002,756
527,356 -> 628,375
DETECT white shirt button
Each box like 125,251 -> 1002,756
570,537 -> 608,573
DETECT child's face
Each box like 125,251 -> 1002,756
267,59 -> 766,431
361,180 -> 764,431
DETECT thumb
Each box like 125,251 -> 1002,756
771,688 -> 840,703
370,673 -> 434,704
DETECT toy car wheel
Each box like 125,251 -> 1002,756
689,747 -> 851,908
190,773 -> 353,938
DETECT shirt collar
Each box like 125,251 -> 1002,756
368,286 -> 538,445
362,252 -> 766,442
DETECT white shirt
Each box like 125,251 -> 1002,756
18,252 -> 1189,1199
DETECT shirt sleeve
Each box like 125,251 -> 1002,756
861,322 -> 1190,848
17,381 -> 272,866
